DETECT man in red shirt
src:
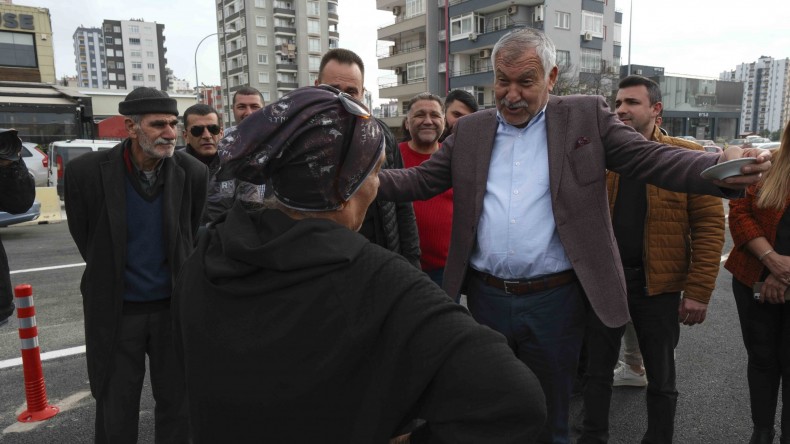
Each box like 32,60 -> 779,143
399,93 -> 453,288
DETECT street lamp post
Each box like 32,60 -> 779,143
194,31 -> 223,103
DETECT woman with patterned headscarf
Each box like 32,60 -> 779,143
172,85 -> 546,443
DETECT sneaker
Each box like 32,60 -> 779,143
613,361 -> 647,387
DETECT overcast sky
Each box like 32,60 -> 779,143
18,0 -> 790,104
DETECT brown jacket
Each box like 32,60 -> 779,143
606,127 -> 725,304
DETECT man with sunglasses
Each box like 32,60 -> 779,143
316,48 -> 421,270
64,87 -> 207,443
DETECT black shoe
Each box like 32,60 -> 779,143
750,427 -> 775,444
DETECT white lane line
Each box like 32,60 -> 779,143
0,345 -> 86,370
10,263 -> 85,275
5,390 -> 92,434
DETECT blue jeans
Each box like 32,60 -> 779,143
466,272 -> 586,444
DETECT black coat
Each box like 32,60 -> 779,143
0,159 -> 35,318
174,204 -> 546,443
64,141 -> 207,397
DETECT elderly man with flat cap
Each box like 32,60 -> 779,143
64,87 -> 207,444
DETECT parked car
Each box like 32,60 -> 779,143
21,142 -> 48,187
0,201 -> 41,227
742,137 -> 772,148
727,138 -> 748,148
48,139 -> 119,199
754,141 -> 780,151
680,136 -> 698,141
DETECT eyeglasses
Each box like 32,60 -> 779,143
317,84 -> 371,119
189,124 -> 221,137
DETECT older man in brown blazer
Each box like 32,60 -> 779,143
377,28 -> 769,444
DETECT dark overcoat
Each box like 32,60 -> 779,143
64,141 -> 207,397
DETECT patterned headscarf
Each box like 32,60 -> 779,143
216,85 -> 384,211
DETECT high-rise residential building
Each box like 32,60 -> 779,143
215,0 -> 340,125
375,0 -> 621,131
73,27 -> 106,88
721,56 -> 790,135
99,19 -> 169,91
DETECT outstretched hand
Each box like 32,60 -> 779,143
710,147 -> 772,188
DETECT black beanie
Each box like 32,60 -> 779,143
118,87 -> 179,116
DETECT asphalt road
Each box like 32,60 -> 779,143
0,209 -> 773,443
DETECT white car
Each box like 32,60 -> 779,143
21,142 -> 48,187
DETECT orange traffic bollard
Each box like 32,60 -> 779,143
14,284 -> 59,422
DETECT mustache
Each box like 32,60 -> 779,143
500,98 -> 529,109
153,138 -> 174,146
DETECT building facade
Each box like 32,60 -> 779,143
73,27 -> 106,88
215,0 -> 339,125
721,56 -> 790,136
95,19 -> 169,91
375,0 -> 621,129
0,2 -> 55,84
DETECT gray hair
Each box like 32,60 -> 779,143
491,28 -> 556,81
126,114 -> 143,126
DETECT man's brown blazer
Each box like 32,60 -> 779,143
378,94 -> 727,328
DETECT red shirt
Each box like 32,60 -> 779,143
399,142 -> 453,271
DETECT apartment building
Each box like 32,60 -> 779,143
73,27 -> 106,88
100,19 -> 169,91
721,56 -> 790,135
215,0 -> 340,125
375,0 -> 621,129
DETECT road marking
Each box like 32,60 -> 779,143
10,263 -> 85,275
0,345 -> 86,370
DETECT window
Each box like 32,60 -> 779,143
106,48 -> 114,57
132,62 -> 142,69
308,37 -> 321,53
307,1 -> 319,15
116,50 -> 123,57
582,11 -> 603,37
132,73 -> 144,81
405,0 -> 424,18
307,19 -> 320,34
109,73 -> 116,80
309,73 -> 318,84
556,50 -> 570,68
258,72 -> 270,83
147,63 -> 155,69
255,0 -> 265,6
129,37 -> 141,45
257,54 -> 268,64
580,48 -> 602,73
148,75 -> 156,81
145,39 -> 153,46
130,50 -> 141,57
105,36 -> 114,45
450,13 -> 485,41
107,60 -> 116,69
490,15 -> 507,31
256,34 -> 268,46
407,60 -> 425,81
255,16 -> 267,27
118,74 -> 125,81
262,91 -> 271,102
0,31 -> 37,67
113,26 -> 121,33
146,51 -> 154,57
117,61 -> 124,68
555,12 -> 570,30
129,25 -> 139,33
308,55 -> 321,71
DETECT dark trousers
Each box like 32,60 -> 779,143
0,238 -> 14,321
580,290 -> 680,444
733,277 -> 790,436
94,309 -> 188,444
466,273 -> 586,444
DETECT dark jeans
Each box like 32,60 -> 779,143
467,273 -> 586,444
733,277 -> 790,435
95,309 -> 188,444
580,290 -> 680,444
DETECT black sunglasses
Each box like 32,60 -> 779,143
189,124 -> 221,137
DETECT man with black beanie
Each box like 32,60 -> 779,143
64,87 -> 207,443
0,129 -> 35,327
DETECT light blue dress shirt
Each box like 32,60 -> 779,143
469,108 -> 572,279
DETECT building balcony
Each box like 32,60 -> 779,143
277,81 -> 299,89
377,45 -> 425,70
273,7 -> 296,17
378,12 -> 425,41
328,12 -> 338,21
378,78 -> 427,99
274,26 -> 297,35
276,63 -> 298,72
449,65 -> 495,90
328,30 -> 339,38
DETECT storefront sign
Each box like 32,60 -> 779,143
2,13 -> 35,30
